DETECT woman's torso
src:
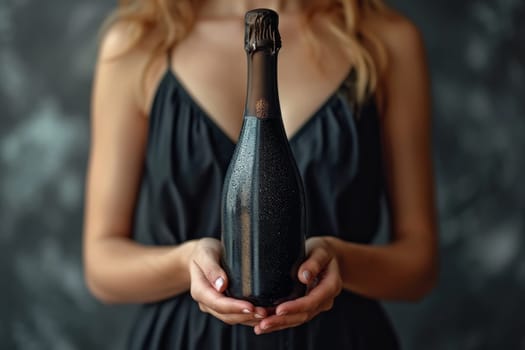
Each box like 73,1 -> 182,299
129,10 -> 399,350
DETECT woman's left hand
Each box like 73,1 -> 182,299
254,236 -> 343,335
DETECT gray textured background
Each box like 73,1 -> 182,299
1,0 -> 524,349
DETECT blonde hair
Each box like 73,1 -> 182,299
101,0 -> 387,104
303,0 -> 388,102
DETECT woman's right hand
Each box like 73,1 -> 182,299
188,238 -> 267,326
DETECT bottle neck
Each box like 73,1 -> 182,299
244,50 -> 281,119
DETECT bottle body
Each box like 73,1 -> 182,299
220,9 -> 306,306
221,116 -> 306,306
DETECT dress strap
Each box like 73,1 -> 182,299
166,47 -> 174,72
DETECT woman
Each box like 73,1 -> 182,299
83,0 -> 438,348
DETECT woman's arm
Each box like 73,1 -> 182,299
83,25 -> 196,303
321,13 -> 438,300
255,14 -> 438,334
324,14 -> 438,301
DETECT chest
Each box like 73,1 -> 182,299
170,17 -> 352,143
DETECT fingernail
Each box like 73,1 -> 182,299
242,309 -> 251,314
254,313 -> 264,319
214,277 -> 224,291
303,270 -> 311,282
277,310 -> 287,316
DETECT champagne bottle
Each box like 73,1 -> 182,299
221,8 -> 306,307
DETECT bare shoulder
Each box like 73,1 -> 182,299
363,9 -> 427,66
362,8 -> 430,114
97,22 -> 145,70
95,22 -> 166,114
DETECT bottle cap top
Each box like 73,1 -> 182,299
244,9 -> 281,54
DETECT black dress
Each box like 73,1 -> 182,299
128,62 -> 400,349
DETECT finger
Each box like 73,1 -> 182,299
255,322 -> 304,335
319,298 -> 334,312
253,306 -> 268,319
190,261 -> 255,314
255,295 -> 336,335
204,306 -> 263,326
193,246 -> 228,293
277,260 -> 340,315
298,246 -> 331,284
254,313 -> 309,335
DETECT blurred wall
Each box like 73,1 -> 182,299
0,0 -> 524,349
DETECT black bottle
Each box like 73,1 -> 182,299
221,9 -> 306,307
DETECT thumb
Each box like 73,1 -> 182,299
298,247 -> 331,285
195,247 -> 229,293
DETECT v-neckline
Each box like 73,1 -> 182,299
165,69 -> 353,146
